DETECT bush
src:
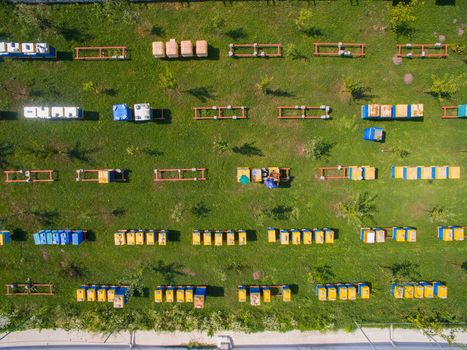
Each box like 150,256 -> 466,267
336,192 -> 377,227
255,75 -> 273,95
389,1 -> 417,36
284,44 -> 304,60
82,81 -> 105,94
212,136 -> 230,154
159,68 -> 178,91
343,77 -> 371,103
425,73 -> 465,101
304,137 -> 333,160
295,8 -> 313,32
428,205 -> 453,223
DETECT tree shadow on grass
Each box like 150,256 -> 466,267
184,86 -> 216,102
314,264 -> 336,284
268,205 -> 293,220
384,261 -> 421,282
30,210 -> 60,226
151,26 -> 165,36
302,27 -> 324,37
266,88 -> 295,98
191,202 -> 211,218
232,142 -> 264,157
67,142 -> 100,164
150,260 -> 186,285
0,142 -> 14,168
224,27 -> 247,40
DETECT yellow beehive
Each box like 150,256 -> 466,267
76,287 -> 86,302
392,285 -> 404,299
166,288 -> 174,302
97,287 -> 107,302
87,287 -> 97,302
414,284 -> 424,299
358,283 -> 370,299
325,229 -> 334,244
314,229 -> 324,244
280,230 -> 289,245
302,230 -> 312,245
215,231 -> 223,246
406,228 -> 416,242
268,228 -> 276,243
203,230 -> 212,246
126,231 -> 136,245
185,287 -> 194,303
327,285 -> 336,301
146,230 -> 155,245
338,285 -> 348,301
422,283 -> 434,298
238,230 -> 247,245
192,230 -> 201,245
317,285 -> 327,301
347,285 -> 357,301
394,228 -> 405,242
227,230 -> 235,245
176,288 -> 185,303
282,286 -> 291,302
262,288 -> 271,303
107,288 -> 116,302
114,231 -> 126,245
291,230 -> 301,245
154,288 -> 163,303
135,230 -> 145,245
238,286 -> 247,302
454,227 -> 464,241
158,230 -> 167,245
404,285 -> 414,299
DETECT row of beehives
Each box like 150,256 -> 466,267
0,226 -> 464,247
152,39 -> 208,58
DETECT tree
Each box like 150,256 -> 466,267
159,68 -> 178,91
255,75 -> 273,95
336,192 -> 377,227
425,73 -> 465,101
406,309 -> 460,345
389,1 -> 417,36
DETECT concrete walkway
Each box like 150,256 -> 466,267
0,327 -> 465,349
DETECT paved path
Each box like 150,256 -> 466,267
0,327 -> 465,349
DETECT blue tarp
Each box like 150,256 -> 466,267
264,178 -> 278,189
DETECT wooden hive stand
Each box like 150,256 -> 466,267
74,46 -> 127,60
4,169 -> 55,183
154,168 -> 207,182
193,106 -> 247,120
228,43 -> 282,58
313,42 -> 366,57
277,105 -> 331,119
6,283 -> 54,296
396,43 -> 448,58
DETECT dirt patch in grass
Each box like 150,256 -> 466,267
252,271 -> 261,280
181,267 -> 196,277
403,73 -> 414,85
2,79 -> 29,102
407,201 -> 429,219
296,144 -> 306,156
331,79 -> 348,103
392,56 -> 402,65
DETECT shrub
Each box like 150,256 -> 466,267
82,81 -> 105,94
343,76 -> 371,103
191,202 -> 211,218
159,68 -> 178,91
284,43 -> 304,60
304,137 -> 333,160
428,205 -> 453,223
255,75 -> 273,95
389,1 -> 417,36
425,73 -> 465,101
295,8 -> 313,32
212,136 -> 230,154
336,192 -> 377,227
206,13 -> 225,33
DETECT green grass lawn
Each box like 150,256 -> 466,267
0,0 -> 466,333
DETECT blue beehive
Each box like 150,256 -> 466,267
33,232 -> 42,245
44,231 -> 52,245
72,230 -> 85,245
113,104 -> 131,121
52,231 -> 60,245
60,230 -> 71,245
